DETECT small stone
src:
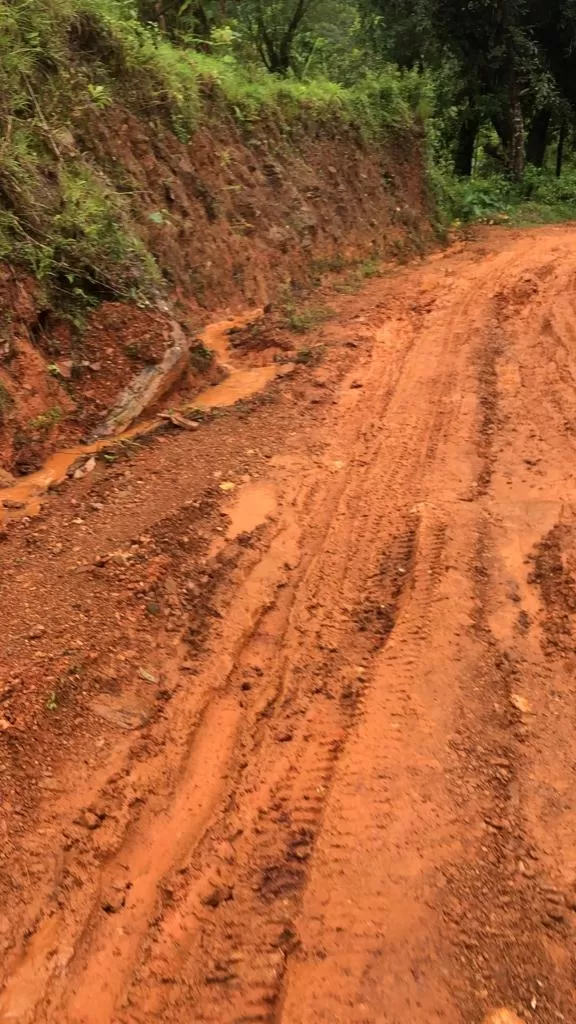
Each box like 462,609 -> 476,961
546,905 -> 565,922
28,625 -> 46,640
101,889 -> 126,914
205,969 -> 236,984
277,731 -> 293,743
201,885 -> 234,909
510,693 -> 531,714
75,809 -> 102,831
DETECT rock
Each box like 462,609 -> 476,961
74,809 -> 103,830
138,667 -> 158,684
510,693 -> 531,714
73,456 -> 97,480
201,884 -> 234,909
101,888 -> 126,914
28,625 -> 46,640
350,381 -> 364,389
1,499 -> 25,510
101,320 -> 191,436
158,411 -> 199,430
56,359 -> 74,380
91,699 -> 149,731
277,731 -> 293,743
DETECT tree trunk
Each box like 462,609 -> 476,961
526,109 -> 552,168
556,121 -> 567,178
507,75 -> 525,182
454,112 -> 481,177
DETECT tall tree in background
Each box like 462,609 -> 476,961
363,0 -> 576,178
238,0 -> 315,75
135,0 -> 576,178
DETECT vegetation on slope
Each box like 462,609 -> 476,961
1,0 -> 576,317
0,0 -> 429,315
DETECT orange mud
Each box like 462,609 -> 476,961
2,227 -> 576,1024
0,312 -> 289,524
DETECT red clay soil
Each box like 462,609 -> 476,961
0,109 -> 432,476
3,225 -> 576,1024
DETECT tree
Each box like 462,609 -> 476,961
238,0 -> 315,75
235,0 -> 361,78
363,0 -> 576,179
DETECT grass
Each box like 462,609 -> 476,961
0,381 -> 13,423
189,342 -> 214,372
29,405 -> 63,431
295,344 -> 326,365
334,257 -> 383,293
284,303 -> 335,334
435,165 -> 576,228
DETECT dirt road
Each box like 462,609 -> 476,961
2,225 -> 576,1024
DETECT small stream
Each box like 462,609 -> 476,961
0,311 -> 290,523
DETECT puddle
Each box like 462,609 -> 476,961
225,482 -> 277,539
209,481 -> 277,558
0,312 -> 291,524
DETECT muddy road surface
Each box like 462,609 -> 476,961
2,225 -> 576,1024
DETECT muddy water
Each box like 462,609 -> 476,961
209,481 -> 278,559
0,313 -> 289,524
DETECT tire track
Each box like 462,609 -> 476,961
4,227 -> 576,1023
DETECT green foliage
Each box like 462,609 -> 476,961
189,341 -> 214,371
0,381 -> 13,422
295,343 -> 326,364
29,405 -> 63,430
0,0 -> 431,314
436,173 -> 513,223
434,164 -> 576,227
2,0 -> 576,322
284,303 -> 335,333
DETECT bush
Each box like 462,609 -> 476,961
433,171 -> 513,223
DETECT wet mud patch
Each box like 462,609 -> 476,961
475,336 -> 501,496
529,521 -> 576,655
355,520 -> 418,648
441,520 -> 574,1024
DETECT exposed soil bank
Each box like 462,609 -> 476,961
0,107 -> 433,476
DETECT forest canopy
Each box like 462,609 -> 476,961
133,0 -> 576,182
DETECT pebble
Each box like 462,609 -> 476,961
75,809 -> 102,831
101,888 -> 126,914
201,884 -> 234,908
